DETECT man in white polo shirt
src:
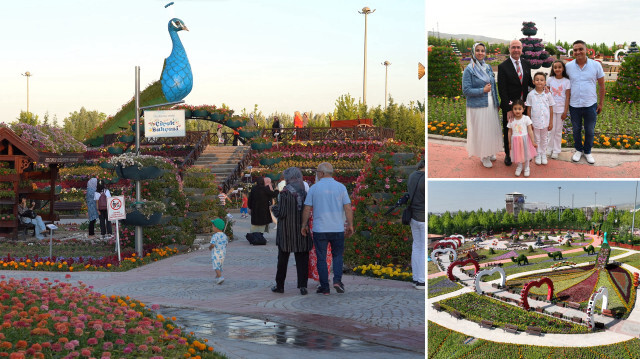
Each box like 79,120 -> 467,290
566,40 -> 605,164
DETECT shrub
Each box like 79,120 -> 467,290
428,46 -> 462,98
612,53 -> 640,102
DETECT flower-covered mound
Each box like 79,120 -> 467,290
0,277 -> 224,358
4,123 -> 87,154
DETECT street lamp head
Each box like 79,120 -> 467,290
359,7 -> 375,14
22,71 -> 31,77
383,61 -> 391,66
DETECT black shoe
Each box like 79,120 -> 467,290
300,287 -> 308,295
415,282 -> 425,290
333,282 -> 345,293
316,287 -> 330,295
271,286 -> 284,293
504,157 -> 512,166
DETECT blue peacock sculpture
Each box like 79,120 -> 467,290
160,18 -> 193,102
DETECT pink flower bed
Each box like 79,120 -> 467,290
493,250 -> 518,261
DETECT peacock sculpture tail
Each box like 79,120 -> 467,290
161,18 -> 193,102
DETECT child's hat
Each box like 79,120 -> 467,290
211,218 -> 225,231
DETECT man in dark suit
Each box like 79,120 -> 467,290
498,40 -> 533,166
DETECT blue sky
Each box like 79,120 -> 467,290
427,0 -> 636,45
1,0 -> 425,124
428,181 -> 640,213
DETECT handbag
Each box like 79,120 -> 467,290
402,172 -> 423,226
22,210 -> 37,219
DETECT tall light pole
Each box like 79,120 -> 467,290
359,7 -> 375,106
382,61 -> 391,109
558,187 -> 562,222
22,71 -> 32,114
554,17 -> 557,44
595,192 -> 598,216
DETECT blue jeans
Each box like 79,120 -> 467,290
569,103 -> 597,154
22,216 -> 46,239
313,232 -> 345,290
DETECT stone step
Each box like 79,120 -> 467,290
201,147 -> 250,154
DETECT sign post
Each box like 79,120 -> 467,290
107,196 -> 126,262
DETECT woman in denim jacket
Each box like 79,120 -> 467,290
462,42 -> 504,168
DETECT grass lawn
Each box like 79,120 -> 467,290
617,253 -> 640,270
428,320 -> 640,358
0,240 -> 117,259
428,275 -> 463,299
428,260 -> 441,275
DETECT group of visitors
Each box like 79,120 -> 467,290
85,178 -> 113,240
463,39 -> 605,176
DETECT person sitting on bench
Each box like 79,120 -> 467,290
18,196 -> 46,240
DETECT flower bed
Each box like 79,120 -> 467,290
556,269 -> 600,302
438,292 -> 589,333
0,277 -> 222,358
351,263 -> 412,282
492,250 -> 518,261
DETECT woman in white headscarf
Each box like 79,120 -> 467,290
462,42 -> 504,168
86,177 -> 99,238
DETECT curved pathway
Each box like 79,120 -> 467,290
428,243 -> 640,346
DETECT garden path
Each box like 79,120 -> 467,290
6,214 -> 425,358
429,247 -> 640,346
428,137 -> 640,178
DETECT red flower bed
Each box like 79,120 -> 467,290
556,269 -> 599,302
608,266 -> 633,303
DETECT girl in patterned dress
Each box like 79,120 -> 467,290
507,99 -> 538,177
209,218 -> 228,285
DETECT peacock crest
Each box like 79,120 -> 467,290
160,17 -> 193,102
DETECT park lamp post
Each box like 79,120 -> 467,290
359,7 -> 375,106
22,71 -> 32,114
558,187 -> 562,223
382,61 -> 391,109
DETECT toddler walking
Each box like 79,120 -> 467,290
547,61 -> 571,159
209,218 -> 228,285
240,192 -> 249,218
507,100 -> 538,177
525,72 -> 555,165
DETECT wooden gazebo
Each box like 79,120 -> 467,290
0,127 -> 82,238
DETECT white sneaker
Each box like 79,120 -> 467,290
534,155 -> 541,165
541,155 -> 548,165
515,164 -> 523,176
490,155 -> 497,161
524,167 -> 530,177
481,157 -> 493,168
551,152 -> 559,159
585,153 -> 595,164
572,151 -> 583,162
216,277 -> 225,285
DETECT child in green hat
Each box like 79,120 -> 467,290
209,218 -> 228,284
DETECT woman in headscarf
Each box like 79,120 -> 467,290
86,177 -> 99,238
462,42 -> 503,168
271,167 -> 312,295
247,177 -> 279,233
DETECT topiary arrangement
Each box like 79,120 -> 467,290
611,52 -> 640,103
427,46 -> 462,98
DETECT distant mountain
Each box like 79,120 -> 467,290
428,31 -> 511,45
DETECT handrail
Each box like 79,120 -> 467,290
221,148 -> 251,193
178,131 -> 210,178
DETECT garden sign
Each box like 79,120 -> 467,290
145,110 -> 186,138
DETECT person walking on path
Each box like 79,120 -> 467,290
407,160 -> 425,289
498,39 -> 533,166
271,167 -> 313,295
272,117 -> 281,142
209,218 -> 228,285
95,180 -> 113,240
240,192 -> 249,218
566,40 -> 605,165
301,162 -> 354,295
248,177 -> 279,233
462,42 -> 503,168
86,177 -> 99,239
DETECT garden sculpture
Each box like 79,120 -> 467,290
520,277 -> 554,310
446,258 -> 479,282
160,16 -> 193,102
547,252 -> 563,260
430,247 -> 457,265
586,287 -> 608,330
583,245 -> 596,255
510,254 -> 529,266
474,267 -> 506,294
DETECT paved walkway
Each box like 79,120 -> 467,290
6,215 -> 425,358
428,245 -> 640,346
428,136 -> 640,178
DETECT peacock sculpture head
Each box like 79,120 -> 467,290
161,17 -> 193,103
168,18 -> 189,33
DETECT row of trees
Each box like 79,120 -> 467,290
428,207 -> 638,235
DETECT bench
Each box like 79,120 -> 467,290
602,309 -> 613,317
479,320 -> 493,329
53,201 -> 83,216
17,221 -> 36,237
503,324 -> 519,334
572,316 -> 582,323
566,302 -> 581,310
432,302 -> 442,311
525,326 -> 542,336
552,312 -> 563,318
467,251 -> 486,261
451,310 -> 462,319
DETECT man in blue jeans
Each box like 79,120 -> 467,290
565,40 -> 605,165
301,162 -> 354,295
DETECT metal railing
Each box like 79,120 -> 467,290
221,149 -> 252,193
178,131 -> 210,177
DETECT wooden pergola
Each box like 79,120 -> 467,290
0,127 -> 82,238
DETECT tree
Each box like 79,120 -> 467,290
17,111 -> 38,126
428,214 -> 443,234
518,210 -> 533,228
333,94 -> 367,122
42,111 -> 50,126
63,107 -> 107,141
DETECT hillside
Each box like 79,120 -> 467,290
428,31 -> 511,45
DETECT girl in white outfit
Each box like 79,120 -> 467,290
546,61 -> 571,159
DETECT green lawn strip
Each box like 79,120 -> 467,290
0,241 -> 117,259
428,275 -> 463,298
428,260 -> 441,275
428,320 -> 640,358
617,253 -> 640,270
437,292 -> 589,333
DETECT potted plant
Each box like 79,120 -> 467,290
211,107 -> 233,122
250,137 -> 273,151
239,127 -> 261,139
522,21 -> 537,36
123,199 -> 166,226
128,119 -> 145,134
225,115 -> 248,129
542,57 -> 554,68
108,153 -> 169,180
107,142 -> 127,155
528,59 -> 543,69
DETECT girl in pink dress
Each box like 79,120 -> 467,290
507,99 -> 538,177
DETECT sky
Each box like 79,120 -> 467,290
1,0 -> 425,124
428,180 -> 640,213
426,0 -> 637,46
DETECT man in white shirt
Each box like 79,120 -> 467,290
565,40 -> 605,165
